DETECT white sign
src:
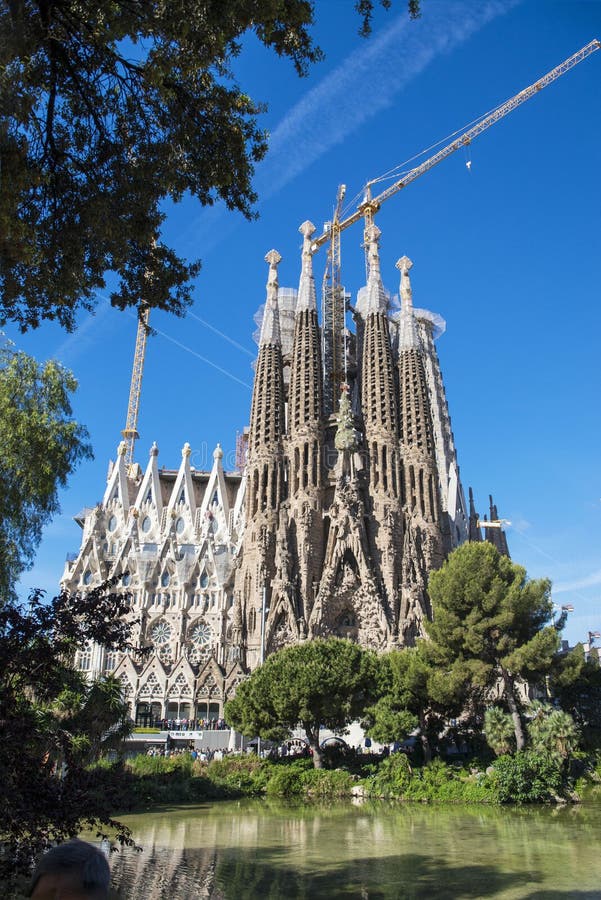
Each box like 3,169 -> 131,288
169,730 -> 203,738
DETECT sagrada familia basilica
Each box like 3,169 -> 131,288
61,222 -> 508,725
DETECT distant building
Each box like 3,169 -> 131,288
62,223 -> 507,724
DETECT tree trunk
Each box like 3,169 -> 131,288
502,670 -> 526,751
419,713 -> 432,764
304,724 -> 323,769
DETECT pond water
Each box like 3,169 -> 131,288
108,799 -> 601,898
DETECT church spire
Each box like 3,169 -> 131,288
361,225 -> 398,438
365,224 -> 388,314
468,487 -> 482,542
288,221 -> 323,439
259,249 -> 282,346
296,221 -> 317,313
248,249 -> 285,460
486,493 -> 510,557
397,256 -> 420,351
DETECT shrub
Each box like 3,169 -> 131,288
301,768 -> 354,798
266,766 -> 306,797
363,755 -> 497,803
127,753 -> 193,778
206,754 -> 266,795
491,750 -> 563,803
364,752 -> 413,798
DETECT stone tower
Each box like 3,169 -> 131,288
235,226 -> 461,664
233,250 -> 286,669
396,256 -> 446,642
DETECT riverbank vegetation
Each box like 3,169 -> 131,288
79,740 -> 601,814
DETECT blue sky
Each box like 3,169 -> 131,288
8,0 -> 601,646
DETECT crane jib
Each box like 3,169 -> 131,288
311,39 -> 600,252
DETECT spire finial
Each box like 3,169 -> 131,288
265,249 -> 281,293
365,224 -> 386,313
366,223 -> 382,279
397,254 -> 420,350
260,249 -> 282,346
396,256 -> 413,310
297,221 -> 317,312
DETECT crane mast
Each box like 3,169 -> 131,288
122,304 -> 150,468
322,183 -> 347,415
311,39 -> 600,253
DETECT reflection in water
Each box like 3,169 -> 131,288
108,800 -> 601,898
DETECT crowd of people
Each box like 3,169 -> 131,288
145,745 -> 234,762
155,716 -> 229,731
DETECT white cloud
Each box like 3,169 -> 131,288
257,0 -> 521,199
189,0 -> 520,255
554,569 -> 601,594
53,294 -> 113,365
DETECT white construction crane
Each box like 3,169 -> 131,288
477,519 -> 511,529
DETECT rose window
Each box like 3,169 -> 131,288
151,621 -> 172,645
191,622 -> 212,646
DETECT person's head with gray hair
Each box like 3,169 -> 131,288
29,838 -> 111,899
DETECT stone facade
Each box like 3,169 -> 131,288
63,224 -> 506,723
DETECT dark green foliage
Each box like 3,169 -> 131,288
364,750 -> 413,797
491,751 -> 563,804
427,542 -> 558,749
0,577 -> 147,877
484,706 -> 515,757
225,638 -> 379,767
551,644 -> 601,734
526,702 -> 579,762
364,646 -> 467,760
206,754 -> 270,796
265,764 -> 307,798
0,342 -> 91,601
0,0 -> 417,331
364,755 -> 497,802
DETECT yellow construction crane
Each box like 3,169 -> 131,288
322,183 -> 347,414
122,303 -> 150,468
311,39 -> 600,254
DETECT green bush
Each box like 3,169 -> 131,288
301,768 -> 354,798
491,751 -> 563,803
364,752 -> 413,798
127,753 -> 193,778
206,754 -> 267,795
363,755 -> 496,803
266,766 -> 306,797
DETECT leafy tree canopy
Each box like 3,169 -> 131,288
427,542 -> 558,749
225,637 -> 379,767
0,0 -> 419,331
364,646 -> 467,760
550,643 -> 601,732
0,340 -> 91,602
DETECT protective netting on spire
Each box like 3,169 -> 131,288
252,288 -> 297,355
